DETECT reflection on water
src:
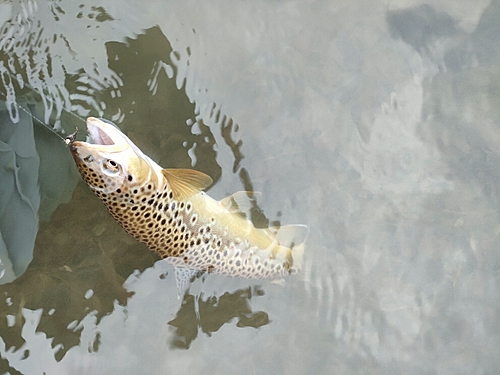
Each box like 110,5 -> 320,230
0,182 -> 154,361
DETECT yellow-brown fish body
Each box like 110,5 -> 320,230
68,117 -> 307,283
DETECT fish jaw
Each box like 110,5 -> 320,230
68,117 -> 161,193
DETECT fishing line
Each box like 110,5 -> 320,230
3,97 -> 66,141
0,70 -> 87,142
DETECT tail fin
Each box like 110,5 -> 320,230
273,224 -> 309,273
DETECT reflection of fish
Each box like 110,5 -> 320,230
67,117 -> 307,288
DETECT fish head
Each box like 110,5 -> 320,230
68,117 -> 158,193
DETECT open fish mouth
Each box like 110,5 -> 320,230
86,117 -> 124,146
64,117 -> 117,146
87,117 -> 123,146
65,117 -> 130,154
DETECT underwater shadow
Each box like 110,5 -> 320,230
168,286 -> 270,349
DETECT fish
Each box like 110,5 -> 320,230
66,117 -> 308,292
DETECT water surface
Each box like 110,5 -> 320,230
1,0 -> 500,374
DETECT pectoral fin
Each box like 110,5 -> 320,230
162,169 -> 213,201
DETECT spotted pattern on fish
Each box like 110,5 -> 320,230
68,118 -> 306,281
75,158 -> 291,279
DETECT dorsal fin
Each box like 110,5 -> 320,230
161,168 -> 213,201
219,191 -> 261,217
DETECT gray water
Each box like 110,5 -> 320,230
1,0 -> 500,374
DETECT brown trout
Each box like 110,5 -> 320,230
67,117 -> 307,290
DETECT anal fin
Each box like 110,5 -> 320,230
174,267 -> 204,299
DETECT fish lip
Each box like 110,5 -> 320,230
65,128 -> 78,143
65,128 -> 78,151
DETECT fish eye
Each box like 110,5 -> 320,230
102,159 -> 121,175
